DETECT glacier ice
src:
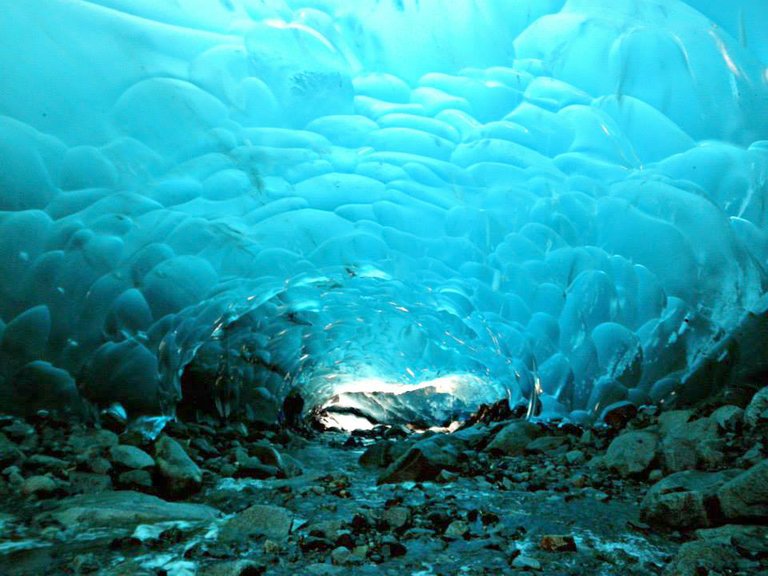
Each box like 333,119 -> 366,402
0,0 -> 767,424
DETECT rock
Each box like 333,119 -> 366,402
710,405 -> 744,432
658,410 -> 694,436
512,555 -> 541,570
640,470 -> 740,529
382,506 -> 411,530
2,421 -> 35,441
88,457 -> 112,475
662,539 -> 741,576
451,424 -> 493,449
42,490 -> 220,528
717,459 -> 768,521
359,440 -> 407,468
109,444 -> 155,470
378,434 -> 464,484
198,560 -> 265,576
331,546 -> 358,566
69,429 -> 119,454
234,457 -> 279,479
26,454 -> 70,472
444,520 -> 469,539
435,469 -> 459,483
380,535 -> 407,558
695,524 -> 768,555
22,474 -> 57,497
68,471 -> 113,494
745,386 -> 768,428
0,432 -> 20,465
661,417 -> 724,472
154,435 -> 202,498
71,553 -> 101,574
604,431 -> 658,477
525,435 -> 568,454
485,421 -> 541,456
118,470 -> 153,489
599,401 -> 638,430
565,450 -> 585,465
219,504 -> 293,543
539,534 -> 577,552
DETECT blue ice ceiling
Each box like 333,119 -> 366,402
0,0 -> 767,423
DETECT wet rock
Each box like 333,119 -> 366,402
451,424 -> 493,449
22,474 -> 57,497
118,469 -> 153,490
234,457 -> 279,480
88,457 -> 112,475
42,490 -> 220,528
198,560 -> 265,576
444,519 -> 470,539
604,431 -> 658,477
359,440 -> 408,468
331,545 -> 361,566
382,505 -> 411,531
539,534 -> 577,552
600,401 -> 638,430
710,405 -> 744,432
512,555 -> 541,570
71,553 -> 101,574
662,539 -> 741,576
745,386 -> 768,428
154,435 -> 202,498
640,469 -> 740,529
109,445 -> 155,470
68,471 -> 113,493
0,432 -> 20,465
485,421 -> 541,456
69,428 -> 118,454
525,435 -> 568,454
378,434 -> 463,484
565,450 -> 585,465
695,524 -> 768,556
380,535 -> 407,558
219,504 -> 293,543
661,416 -> 724,472
3,420 -> 35,442
26,453 -> 70,473
717,459 -> 768,521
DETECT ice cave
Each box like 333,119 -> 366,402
1,1 -> 768,574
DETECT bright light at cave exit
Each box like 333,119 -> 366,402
317,372 -> 487,432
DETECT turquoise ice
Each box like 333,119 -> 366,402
0,0 -> 766,424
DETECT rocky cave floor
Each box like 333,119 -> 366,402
0,387 -> 767,576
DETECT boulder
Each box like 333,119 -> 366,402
660,416 -> 725,472
41,490 -> 220,528
745,386 -> 768,428
378,434 -> 464,484
640,469 -> 740,529
109,444 -> 155,470
485,421 -> 541,456
154,435 -> 202,498
710,405 -> 744,433
662,540 -> 741,576
219,504 -> 293,543
717,459 -> 768,521
604,431 -> 658,477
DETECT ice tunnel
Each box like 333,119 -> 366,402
1,0 -> 767,427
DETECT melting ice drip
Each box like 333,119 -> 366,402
0,0 -> 767,424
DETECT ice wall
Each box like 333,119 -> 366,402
0,0 -> 767,423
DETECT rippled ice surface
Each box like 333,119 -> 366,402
0,0 -> 767,423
